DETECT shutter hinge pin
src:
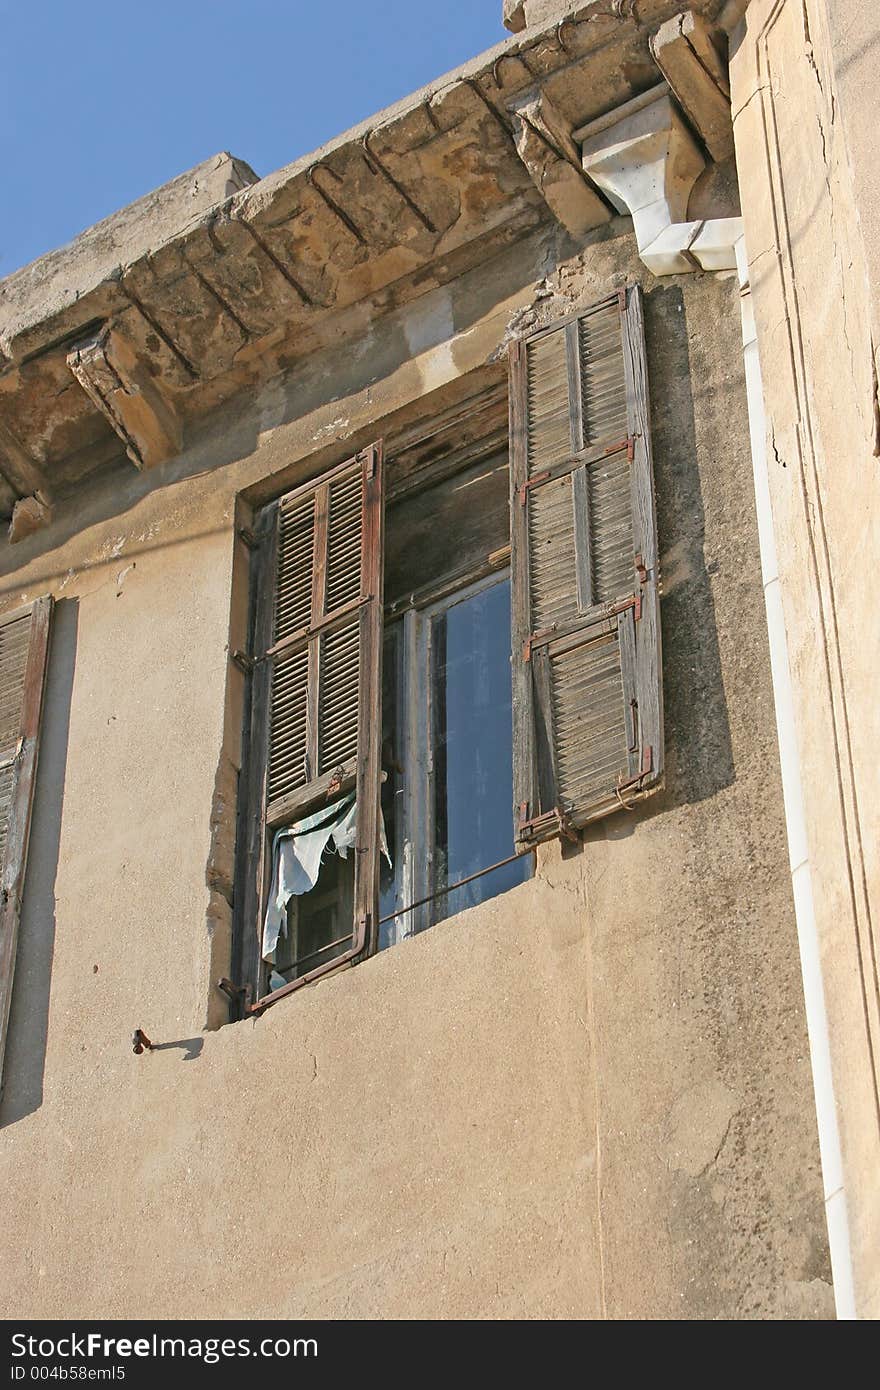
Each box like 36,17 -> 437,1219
231,649 -> 254,674
217,977 -> 248,1002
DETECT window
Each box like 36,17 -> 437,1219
0,598 -> 52,1085
234,285 -> 662,1013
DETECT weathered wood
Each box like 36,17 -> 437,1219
265,758 -> 358,830
307,484 -> 329,783
243,442 -> 385,1009
531,646 -> 558,818
618,605 -> 640,779
0,596 -> 52,1089
572,464 -> 595,614
385,451 -> 509,608
508,338 -> 537,851
353,442 -> 385,959
622,284 -> 664,790
510,283 -> 663,844
232,503 -> 277,1007
565,319 -> 585,455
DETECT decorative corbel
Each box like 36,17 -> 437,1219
576,84 -> 741,276
67,325 -> 182,470
510,89 -> 611,239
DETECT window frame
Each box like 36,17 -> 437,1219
381,566 -> 531,947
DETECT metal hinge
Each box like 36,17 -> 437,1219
518,803 -> 578,844
231,649 -> 254,674
617,745 -> 653,795
523,625 -> 556,661
518,470 -> 551,504
217,977 -> 249,1003
237,527 -> 259,550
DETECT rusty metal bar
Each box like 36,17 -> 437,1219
378,851 -> 526,927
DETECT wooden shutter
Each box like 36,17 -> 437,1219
0,597 -> 52,1085
243,443 -> 384,1001
509,286 -> 662,848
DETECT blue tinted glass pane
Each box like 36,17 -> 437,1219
431,578 -> 530,923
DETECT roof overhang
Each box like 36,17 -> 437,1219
0,0 -> 732,540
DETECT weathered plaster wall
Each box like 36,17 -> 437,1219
730,0 -> 880,1318
0,223 -> 830,1318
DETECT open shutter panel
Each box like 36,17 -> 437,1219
510,286 -> 662,848
257,443 -> 384,963
0,597 -> 52,1086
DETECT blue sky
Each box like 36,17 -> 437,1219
2,1 -> 506,277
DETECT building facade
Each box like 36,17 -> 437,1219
0,0 -> 876,1319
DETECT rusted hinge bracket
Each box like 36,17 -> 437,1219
518,803 -> 578,844
217,977 -> 251,1005
518,470 -> 551,504
237,527 -> 259,550
362,444 -> 379,479
634,553 -> 648,584
617,744 -> 653,795
231,649 -> 254,674
523,625 -> 556,661
603,435 -> 636,463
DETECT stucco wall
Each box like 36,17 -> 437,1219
0,224 -> 831,1318
730,0 -> 880,1318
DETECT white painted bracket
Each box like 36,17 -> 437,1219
575,84 -> 742,276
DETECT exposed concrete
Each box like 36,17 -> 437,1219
0,218 -> 830,1318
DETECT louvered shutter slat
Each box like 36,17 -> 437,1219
0,616 -> 33,756
0,765 -> 14,867
0,597 -> 52,1086
243,444 -> 385,1000
510,286 -> 663,847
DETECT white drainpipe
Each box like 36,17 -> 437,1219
735,236 -> 856,1320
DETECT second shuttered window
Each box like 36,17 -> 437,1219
236,284 -> 662,1012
